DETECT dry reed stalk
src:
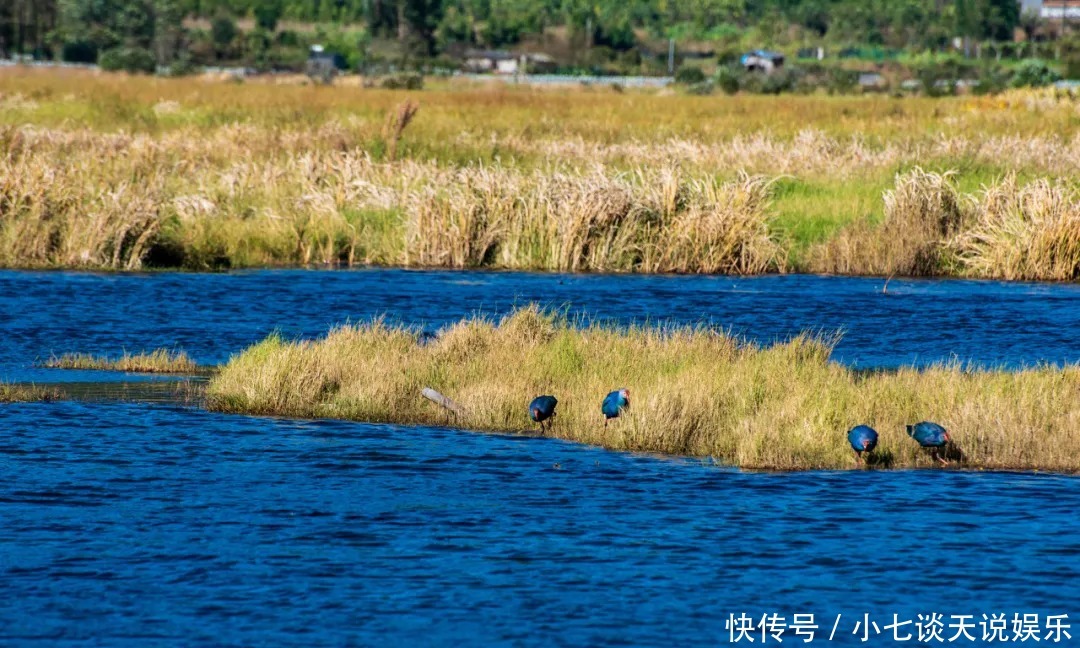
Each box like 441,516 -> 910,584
383,99 -> 419,162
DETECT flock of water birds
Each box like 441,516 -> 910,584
847,422 -> 954,465
529,390 -> 958,466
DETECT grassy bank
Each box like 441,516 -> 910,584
2,69 -> 1079,279
207,307 -> 1080,471
45,350 -> 201,374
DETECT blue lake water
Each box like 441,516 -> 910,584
1,269 -> 1079,646
2,269 -> 1079,380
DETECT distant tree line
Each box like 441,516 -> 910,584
0,0 -> 59,58
0,0 -> 1035,73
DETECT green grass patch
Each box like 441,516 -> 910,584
0,383 -> 62,403
771,175 -> 890,270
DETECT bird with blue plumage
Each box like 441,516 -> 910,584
846,424 -> 878,464
528,395 -> 558,434
907,421 -> 952,465
601,388 -> 630,427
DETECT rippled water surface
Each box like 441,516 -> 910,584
1,270 -> 1079,646
3,402 -> 1078,646
3,270 -> 1079,379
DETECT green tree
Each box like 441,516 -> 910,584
1,0 -> 60,57
154,0 -> 185,64
254,0 -> 283,31
956,0 -> 1019,42
56,0 -> 183,65
211,12 -> 238,49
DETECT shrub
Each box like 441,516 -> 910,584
167,55 -> 200,77
1011,59 -> 1061,88
594,20 -> 636,51
211,14 -> 239,49
98,47 -> 157,74
254,1 -> 282,32
971,67 -> 1011,95
381,73 -> 424,90
759,68 -> 799,94
715,65 -> 741,94
1066,58 -> 1080,82
674,66 -> 707,85
918,72 -> 954,97
826,68 -> 859,95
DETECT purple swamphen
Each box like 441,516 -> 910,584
529,395 -> 558,434
846,425 -> 878,464
907,421 -> 951,465
601,388 -> 630,427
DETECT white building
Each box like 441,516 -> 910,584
1021,0 -> 1080,20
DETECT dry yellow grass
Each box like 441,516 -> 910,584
207,306 -> 1080,471
811,168 -> 966,276
527,130 -> 1080,178
404,165 -> 783,273
45,349 -> 200,374
951,176 -> 1080,281
3,69 -> 1079,280
1,134 -> 784,272
3,68 -> 1076,142
812,169 -> 1080,279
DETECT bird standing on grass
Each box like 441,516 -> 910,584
907,421 -> 951,465
846,425 -> 878,464
528,395 -> 558,434
601,388 -> 630,427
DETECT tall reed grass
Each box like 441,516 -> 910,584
3,70 -> 1079,280
404,165 -> 782,273
810,169 -> 1080,280
207,306 -> 1080,471
811,168 -> 966,276
951,176 -> 1080,281
528,130 -> 1080,178
1,135 -> 785,273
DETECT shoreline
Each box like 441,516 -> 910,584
8,376 -> 1080,475
2,265 -> 1079,287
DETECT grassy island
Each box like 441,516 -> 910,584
206,307 -> 1080,471
44,349 -> 201,374
0,383 -> 62,402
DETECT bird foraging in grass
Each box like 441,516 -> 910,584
528,395 -> 558,434
601,388 -> 630,427
846,425 -> 878,464
907,421 -> 952,465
